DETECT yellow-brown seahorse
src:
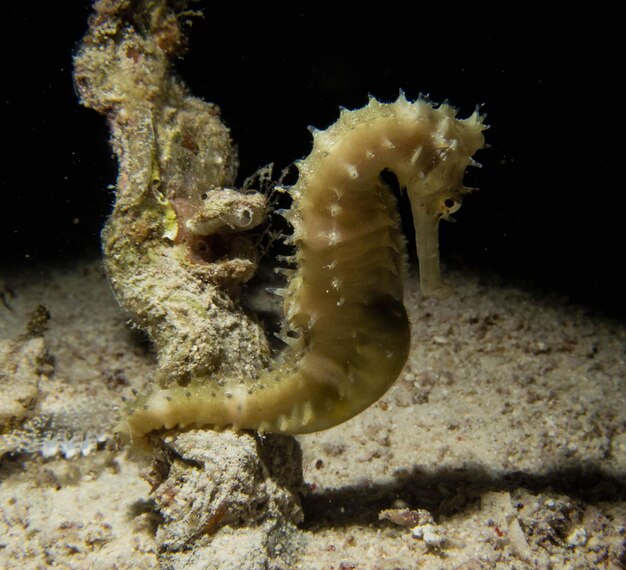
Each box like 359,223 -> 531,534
125,94 -> 486,439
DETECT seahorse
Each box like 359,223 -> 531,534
125,94 -> 486,439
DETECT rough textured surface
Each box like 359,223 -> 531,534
74,0 -> 270,389
0,336 -> 47,429
0,261 -> 624,568
151,430 -> 303,569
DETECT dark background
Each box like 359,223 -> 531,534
2,4 -> 622,317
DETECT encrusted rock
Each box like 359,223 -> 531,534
0,336 -> 48,429
151,429 -> 303,569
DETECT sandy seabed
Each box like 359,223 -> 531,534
0,259 -> 624,569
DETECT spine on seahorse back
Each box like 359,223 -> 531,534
125,94 -> 486,439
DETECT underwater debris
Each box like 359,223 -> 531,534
151,430 -> 303,567
411,522 -> 447,549
22,304 -> 51,339
0,399 -> 118,460
379,507 -> 434,528
380,507 -> 447,549
0,336 -> 47,430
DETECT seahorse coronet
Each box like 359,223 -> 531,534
125,94 -> 486,440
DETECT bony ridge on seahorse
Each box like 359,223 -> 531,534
126,93 -> 486,439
